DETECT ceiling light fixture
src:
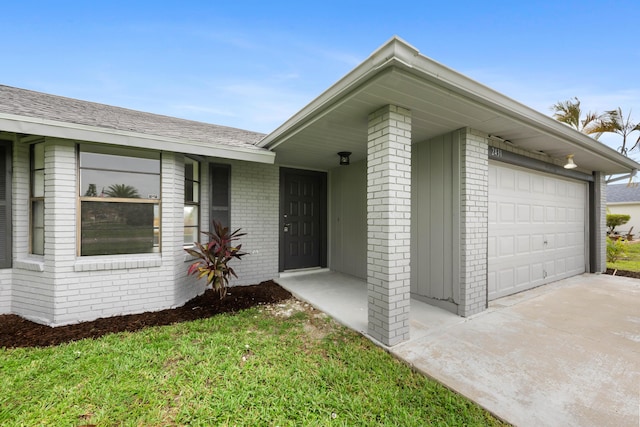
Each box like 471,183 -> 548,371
564,154 -> 577,169
338,151 -> 351,166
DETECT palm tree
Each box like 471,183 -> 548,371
600,107 -> 640,155
551,97 -> 613,140
104,184 -> 140,198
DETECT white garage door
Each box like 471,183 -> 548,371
488,162 -> 587,300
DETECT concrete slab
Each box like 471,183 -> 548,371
277,271 -> 640,427
276,269 -> 464,341
394,274 -> 640,427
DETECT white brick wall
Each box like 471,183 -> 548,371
0,269 -> 11,313
50,149 -> 206,325
12,139 -> 55,322
8,140 -> 202,325
227,160 -> 279,286
457,128 -> 488,317
4,138 -> 280,325
172,154 -> 205,308
367,105 -> 412,346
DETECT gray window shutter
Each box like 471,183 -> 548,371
0,141 -> 12,268
210,164 -> 230,230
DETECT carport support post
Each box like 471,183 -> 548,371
457,128 -> 488,317
366,105 -> 412,346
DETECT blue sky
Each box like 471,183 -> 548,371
3,1 -> 640,154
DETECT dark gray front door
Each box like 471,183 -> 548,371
280,168 -> 326,271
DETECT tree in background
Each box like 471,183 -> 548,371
552,98 -> 640,156
104,184 -> 140,198
600,107 -> 640,155
551,97 -> 613,140
606,213 -> 630,235
84,183 -> 97,197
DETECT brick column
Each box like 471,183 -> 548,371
45,140 -> 78,323
458,128 -> 488,317
367,105 -> 411,346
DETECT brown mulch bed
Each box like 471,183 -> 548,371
605,268 -> 640,279
0,281 -> 291,349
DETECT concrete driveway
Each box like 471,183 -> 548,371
392,274 -> 640,427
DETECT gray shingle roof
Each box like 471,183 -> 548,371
0,85 -> 266,149
607,183 -> 640,203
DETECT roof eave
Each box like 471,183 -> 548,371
260,36 -> 638,174
0,113 -> 275,164
258,36 -> 420,150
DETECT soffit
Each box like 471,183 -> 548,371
267,61 -> 637,175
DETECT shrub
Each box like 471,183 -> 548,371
606,236 -> 627,263
607,214 -> 630,234
185,220 -> 247,299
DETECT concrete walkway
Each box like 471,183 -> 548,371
276,270 -> 640,427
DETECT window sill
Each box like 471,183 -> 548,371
15,257 -> 45,272
74,255 -> 162,272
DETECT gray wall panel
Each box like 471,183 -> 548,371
329,160 -> 367,279
412,132 -> 457,304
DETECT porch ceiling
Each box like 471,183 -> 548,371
260,37 -> 639,175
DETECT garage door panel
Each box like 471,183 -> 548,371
516,235 -> 530,254
516,266 -> 531,285
500,202 -> 516,223
532,234 -> 545,252
488,273 -> 496,295
488,201 -> 498,222
546,206 -> 556,222
489,162 -> 586,300
499,269 -> 515,290
517,204 -> 530,222
556,207 -> 566,222
544,178 -> 556,194
555,232 -> 566,248
532,205 -> 544,222
499,236 -> 515,256
532,175 -> 544,193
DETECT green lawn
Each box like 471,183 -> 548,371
0,301 -> 506,426
608,240 -> 640,272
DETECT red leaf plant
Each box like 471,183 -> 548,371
185,220 -> 247,299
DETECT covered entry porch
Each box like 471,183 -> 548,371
275,269 -> 464,344
261,37 -> 635,346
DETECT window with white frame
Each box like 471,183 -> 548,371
30,143 -> 44,255
184,157 -> 200,246
78,145 -> 160,256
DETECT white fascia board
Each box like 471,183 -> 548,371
258,36 -> 418,150
260,36 -> 639,172
0,113 -> 275,164
397,53 -> 640,172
